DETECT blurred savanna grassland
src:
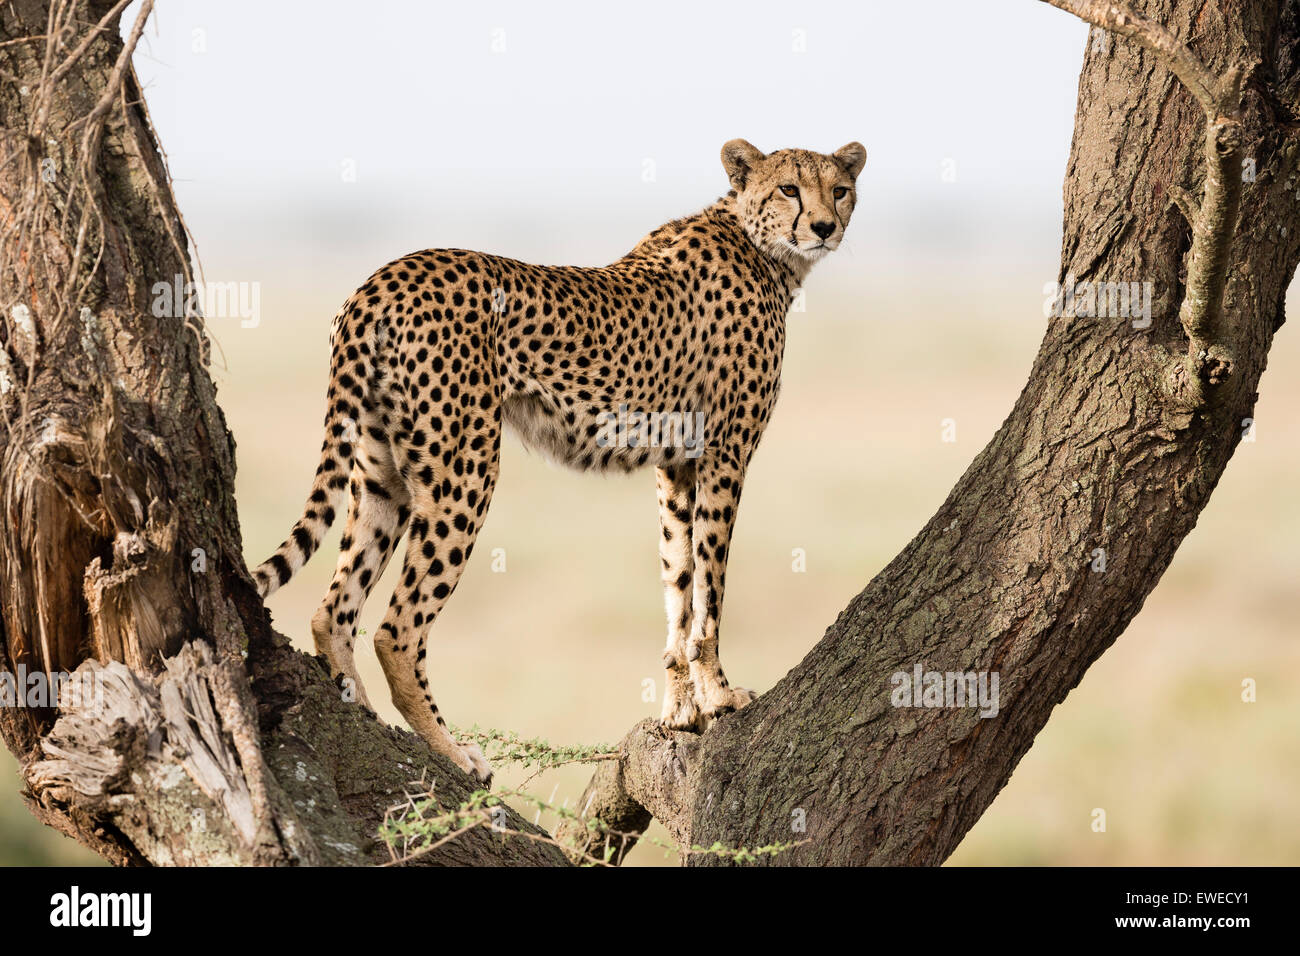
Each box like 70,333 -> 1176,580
2,0 -> 1296,866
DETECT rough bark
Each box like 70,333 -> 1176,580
0,0 -> 1295,867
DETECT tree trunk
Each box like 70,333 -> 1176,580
1,0 -> 1295,867
565,0 -> 1300,866
0,0 -> 564,867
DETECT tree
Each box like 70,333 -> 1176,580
0,0 -> 1294,866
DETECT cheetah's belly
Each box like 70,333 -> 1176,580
501,385 -> 709,476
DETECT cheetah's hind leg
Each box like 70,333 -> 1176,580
372,421 -> 500,786
311,408 -> 411,712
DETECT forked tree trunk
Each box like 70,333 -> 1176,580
0,0 -> 1295,867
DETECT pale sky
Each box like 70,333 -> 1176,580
123,1 -> 1089,304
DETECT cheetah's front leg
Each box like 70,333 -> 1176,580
656,463 -> 702,730
686,451 -> 757,723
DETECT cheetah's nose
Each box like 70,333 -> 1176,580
810,221 -> 835,240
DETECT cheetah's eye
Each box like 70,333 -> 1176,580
833,186 -> 848,200
779,185 -> 799,197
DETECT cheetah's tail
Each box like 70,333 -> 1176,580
252,398 -> 357,600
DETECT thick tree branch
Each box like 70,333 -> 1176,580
569,0 -> 1300,864
556,720 -> 699,863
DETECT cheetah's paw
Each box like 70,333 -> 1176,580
660,691 -> 704,733
698,685 -> 757,723
455,740 -> 494,788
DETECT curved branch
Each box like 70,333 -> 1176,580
1040,0 -> 1254,402
1040,0 -> 1224,114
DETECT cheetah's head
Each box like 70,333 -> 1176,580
721,139 -> 866,268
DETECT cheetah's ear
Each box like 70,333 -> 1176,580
833,142 -> 867,180
721,139 -> 765,190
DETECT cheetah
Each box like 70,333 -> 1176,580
253,139 -> 867,784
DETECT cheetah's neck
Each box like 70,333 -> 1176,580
626,196 -> 806,301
